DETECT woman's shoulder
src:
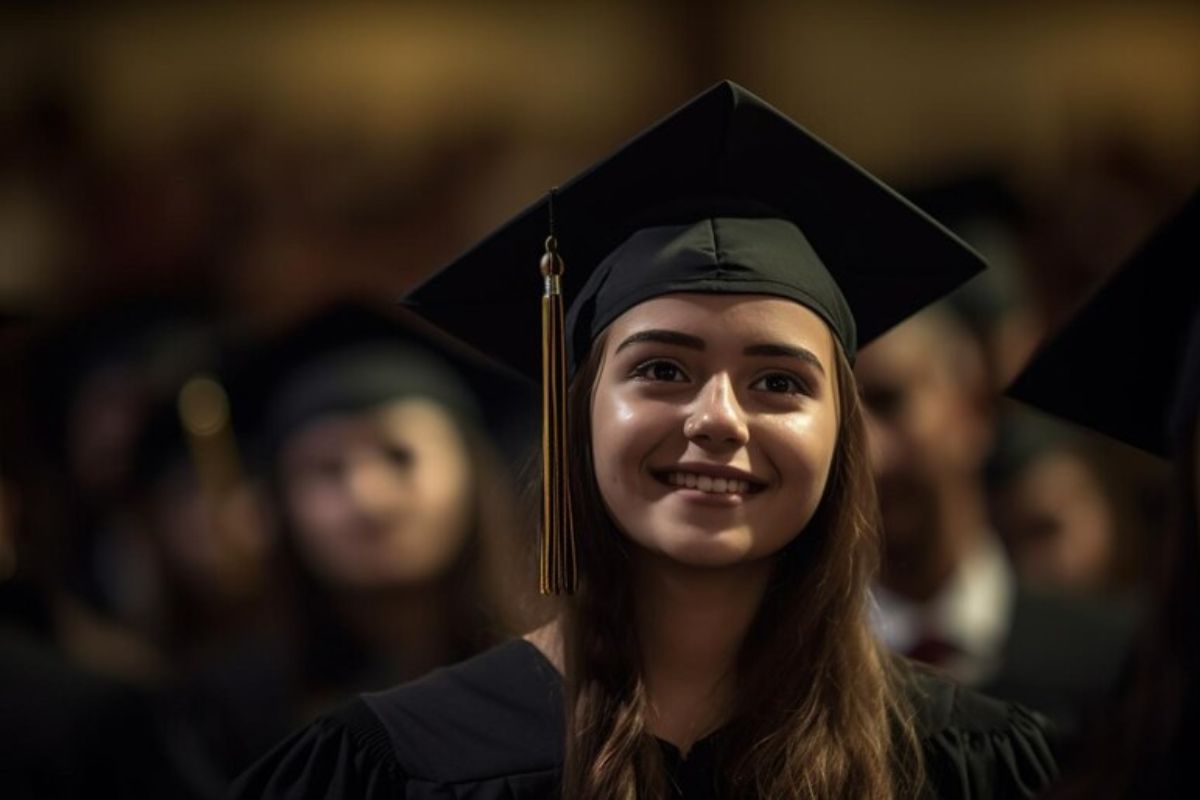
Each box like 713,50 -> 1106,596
230,640 -> 565,799
904,666 -> 1060,799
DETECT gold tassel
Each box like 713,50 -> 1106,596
540,232 -> 576,594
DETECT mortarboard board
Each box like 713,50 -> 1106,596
403,80 -> 987,592
403,81 -> 985,378
1008,189 -> 1200,459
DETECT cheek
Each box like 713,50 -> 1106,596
591,390 -> 653,491
414,457 -> 468,514
284,474 -> 349,548
758,411 -> 841,542
410,443 -> 473,538
774,412 -> 838,484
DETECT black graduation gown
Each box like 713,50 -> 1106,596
980,582 -> 1137,747
0,628 -> 187,799
231,639 -> 1058,799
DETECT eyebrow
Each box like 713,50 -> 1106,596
615,329 -> 705,352
615,329 -> 827,375
742,343 -> 826,375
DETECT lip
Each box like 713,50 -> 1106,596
649,462 -> 769,500
652,462 -> 767,486
667,487 -> 749,508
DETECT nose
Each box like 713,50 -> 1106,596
683,373 -> 749,448
346,451 -> 407,515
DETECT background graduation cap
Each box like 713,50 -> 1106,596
232,302 -> 537,473
402,80 -> 986,381
404,80 -> 987,594
1008,189 -> 1200,458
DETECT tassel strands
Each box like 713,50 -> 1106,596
539,229 -> 577,595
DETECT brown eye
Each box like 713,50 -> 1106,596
751,372 -> 806,395
631,360 -> 688,383
383,444 -> 414,469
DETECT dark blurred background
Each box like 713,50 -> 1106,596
2,3 -> 1199,797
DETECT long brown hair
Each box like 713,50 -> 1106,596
560,331 -> 923,799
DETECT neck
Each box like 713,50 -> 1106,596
940,472 -> 989,535
882,476 -> 990,602
633,549 -> 771,756
330,583 -> 457,680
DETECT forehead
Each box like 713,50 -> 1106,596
286,398 -> 457,445
864,316 -> 945,379
856,313 -> 970,389
604,292 -> 835,363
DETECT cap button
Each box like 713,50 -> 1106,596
540,236 -> 564,278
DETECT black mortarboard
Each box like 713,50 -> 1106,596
404,81 -> 985,378
1008,189 -> 1200,458
403,80 -> 986,592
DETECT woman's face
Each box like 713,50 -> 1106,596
999,449 -> 1116,591
590,293 -> 840,568
279,398 -> 473,589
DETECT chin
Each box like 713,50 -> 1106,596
642,525 -> 762,569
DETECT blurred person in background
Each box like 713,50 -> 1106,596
92,337 -> 284,800
18,298 -> 221,681
857,305 -> 1136,748
1011,190 -> 1199,798
119,332 -> 272,668
187,302 -> 538,780
1,310 -> 190,798
989,417 -> 1148,596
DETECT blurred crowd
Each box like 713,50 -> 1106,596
2,4 -> 1199,798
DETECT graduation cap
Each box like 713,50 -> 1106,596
232,302 -> 536,472
403,80 -> 986,593
1008,189 -> 1200,458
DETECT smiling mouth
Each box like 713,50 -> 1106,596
652,470 -> 767,496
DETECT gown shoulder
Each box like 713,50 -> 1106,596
908,666 -> 1060,799
228,639 -> 563,799
232,643 -> 1058,799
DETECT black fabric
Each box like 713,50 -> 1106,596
403,80 -> 984,380
1008,188 -> 1200,457
231,302 -> 536,470
0,628 -> 189,799
232,639 -> 1059,799
261,342 -> 480,456
1170,310 -> 1200,450
565,216 -> 855,375
980,583 -> 1138,750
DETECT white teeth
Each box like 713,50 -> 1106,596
664,472 -> 755,495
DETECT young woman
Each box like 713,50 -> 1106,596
174,303 -> 536,787
233,82 -> 1058,799
253,305 -> 532,712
